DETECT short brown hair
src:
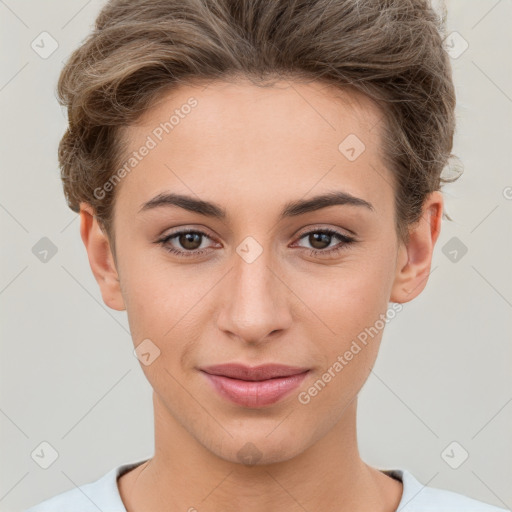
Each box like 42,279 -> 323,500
57,0 -> 458,252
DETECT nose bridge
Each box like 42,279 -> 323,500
217,238 -> 291,343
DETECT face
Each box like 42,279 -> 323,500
84,78 -> 440,465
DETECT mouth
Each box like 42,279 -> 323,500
199,363 -> 310,408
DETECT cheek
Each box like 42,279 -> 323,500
120,255 -> 217,351
121,267 -> 205,389
291,250 -> 396,390
296,270 -> 389,419
293,257 -> 395,342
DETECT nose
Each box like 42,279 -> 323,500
215,247 -> 292,345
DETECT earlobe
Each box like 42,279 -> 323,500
390,191 -> 444,304
79,203 -> 126,311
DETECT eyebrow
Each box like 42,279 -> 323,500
138,190 -> 375,219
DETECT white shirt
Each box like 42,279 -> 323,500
25,458 -> 509,512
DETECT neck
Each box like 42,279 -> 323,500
118,393 -> 403,512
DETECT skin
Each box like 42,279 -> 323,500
80,78 -> 443,512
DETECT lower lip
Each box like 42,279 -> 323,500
201,371 -> 309,408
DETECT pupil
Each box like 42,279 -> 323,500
180,232 -> 201,250
310,233 -> 330,249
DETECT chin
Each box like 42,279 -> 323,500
205,430 -> 308,467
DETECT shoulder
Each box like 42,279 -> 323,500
415,484 -> 509,512
25,483 -> 103,512
24,459 -> 149,512
385,468 -> 510,512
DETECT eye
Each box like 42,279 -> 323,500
293,228 -> 356,258
156,227 -> 357,260
157,229 -> 217,258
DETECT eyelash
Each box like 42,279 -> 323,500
156,227 -> 356,260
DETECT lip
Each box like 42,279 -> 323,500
200,364 -> 310,408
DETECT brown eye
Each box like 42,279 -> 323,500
178,232 -> 203,250
294,228 -> 356,258
157,229 -> 216,258
308,232 -> 332,250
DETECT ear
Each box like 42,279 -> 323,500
79,202 -> 126,311
390,191 -> 443,303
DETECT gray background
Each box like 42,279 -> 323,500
1,1 -> 511,511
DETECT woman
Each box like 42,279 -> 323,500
26,0 -> 508,511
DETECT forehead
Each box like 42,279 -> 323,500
114,78 -> 393,221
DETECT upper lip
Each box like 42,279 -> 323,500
200,364 -> 310,381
